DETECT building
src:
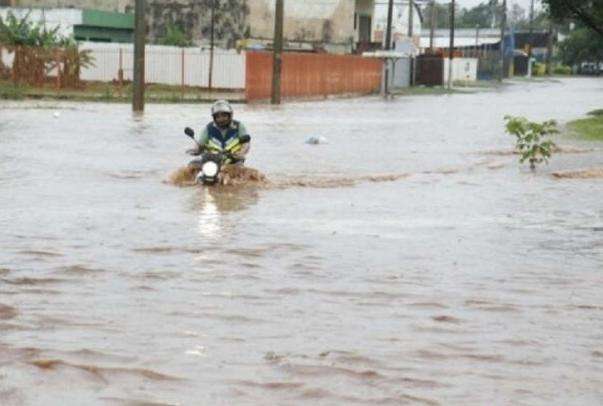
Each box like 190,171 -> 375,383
247,0 -> 355,53
369,1 -> 422,46
0,7 -> 134,42
0,0 -> 130,12
1,0 -> 423,53
245,0 -> 422,54
419,28 -> 502,50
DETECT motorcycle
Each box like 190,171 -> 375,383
184,127 -> 251,186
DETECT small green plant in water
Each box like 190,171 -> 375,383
504,115 -> 558,170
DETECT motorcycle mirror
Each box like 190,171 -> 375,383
239,134 -> 251,143
184,127 -> 195,138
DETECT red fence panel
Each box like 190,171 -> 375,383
245,51 -> 382,102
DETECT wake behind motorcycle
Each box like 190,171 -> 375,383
184,127 -> 250,186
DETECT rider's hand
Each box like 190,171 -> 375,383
187,148 -> 201,156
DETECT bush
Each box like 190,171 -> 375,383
158,24 -> 192,47
553,65 -> 572,75
0,82 -> 25,99
504,115 -> 558,170
0,11 -> 94,87
532,62 -> 547,76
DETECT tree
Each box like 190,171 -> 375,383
457,1 -> 499,28
514,10 -> 551,31
423,2 -> 453,29
543,0 -> 603,37
558,27 -> 603,66
0,11 -> 93,87
158,23 -> 192,47
509,3 -> 527,27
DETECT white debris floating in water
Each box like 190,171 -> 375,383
306,136 -> 328,145
53,112 -> 61,118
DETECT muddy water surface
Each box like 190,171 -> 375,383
1,78 -> 603,405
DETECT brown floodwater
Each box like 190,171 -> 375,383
1,77 -> 603,405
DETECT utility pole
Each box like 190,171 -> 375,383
546,20 -> 554,75
475,25 -> 480,56
383,0 -> 394,97
408,0 -> 414,39
499,0 -> 507,82
429,0 -> 436,53
132,0 -> 145,112
447,0 -> 455,89
408,0 -> 414,86
208,0 -> 215,92
527,0 -> 534,60
527,0 -> 534,77
271,0 -> 284,104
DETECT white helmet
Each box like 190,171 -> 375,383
211,100 -> 233,116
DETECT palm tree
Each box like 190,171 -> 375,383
0,11 -> 93,87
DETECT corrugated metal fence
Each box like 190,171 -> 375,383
245,51 -> 382,101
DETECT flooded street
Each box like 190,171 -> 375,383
1,77 -> 602,405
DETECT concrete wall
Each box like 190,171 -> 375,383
144,0 -> 250,48
386,57 -> 411,88
248,0 -> 354,46
443,58 -> 478,83
373,0 -> 421,45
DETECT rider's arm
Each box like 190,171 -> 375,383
188,127 -> 210,155
233,123 -> 250,159
195,126 -> 209,147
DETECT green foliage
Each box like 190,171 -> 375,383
532,62 -> 547,76
0,82 -> 25,99
457,1 -> 499,29
558,27 -> 603,66
568,113 -> 603,141
542,0 -> 603,37
504,116 -> 559,170
159,23 -> 192,47
0,11 -> 61,47
553,64 -> 572,75
0,11 -> 94,88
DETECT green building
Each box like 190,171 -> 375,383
73,10 -> 134,43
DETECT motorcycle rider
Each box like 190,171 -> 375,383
187,100 -> 250,164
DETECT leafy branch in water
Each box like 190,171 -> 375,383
504,116 -> 559,170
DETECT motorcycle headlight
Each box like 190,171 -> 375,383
201,161 -> 219,178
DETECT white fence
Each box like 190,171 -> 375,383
0,42 -> 246,89
80,42 -> 246,89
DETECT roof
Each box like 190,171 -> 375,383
362,50 -> 413,58
420,37 -> 500,48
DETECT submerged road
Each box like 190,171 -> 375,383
1,77 -> 602,405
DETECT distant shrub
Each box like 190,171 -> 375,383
553,65 -> 572,75
532,62 -> 547,76
0,82 -> 25,99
